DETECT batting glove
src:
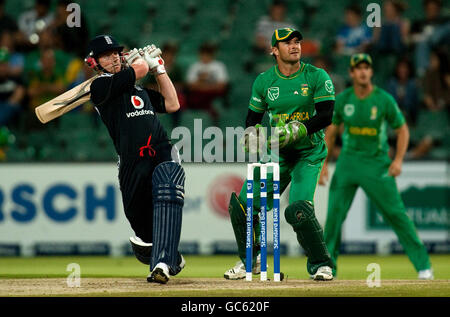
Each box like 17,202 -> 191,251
123,48 -> 141,66
269,120 -> 307,149
141,45 -> 166,75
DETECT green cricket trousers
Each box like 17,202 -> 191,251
324,153 -> 431,275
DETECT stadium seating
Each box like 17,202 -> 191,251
2,0 -> 447,162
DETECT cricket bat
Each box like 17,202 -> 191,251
34,75 -> 99,124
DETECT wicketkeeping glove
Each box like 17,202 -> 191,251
141,45 -> 166,75
241,124 -> 266,154
269,119 -> 307,149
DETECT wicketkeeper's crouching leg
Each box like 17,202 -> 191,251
285,200 -> 334,280
147,161 -> 186,284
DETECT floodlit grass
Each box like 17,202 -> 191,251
0,255 -> 449,297
1,255 -> 449,280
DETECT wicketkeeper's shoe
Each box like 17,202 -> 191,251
312,266 -> 333,281
418,268 -> 434,280
148,263 -> 170,284
224,254 -> 261,280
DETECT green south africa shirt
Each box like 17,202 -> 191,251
332,86 -> 406,157
249,62 -> 335,151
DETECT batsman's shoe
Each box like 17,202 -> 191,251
147,255 -> 186,283
418,268 -> 434,280
224,255 -> 261,280
312,266 -> 333,281
148,263 -> 170,284
169,253 -> 186,276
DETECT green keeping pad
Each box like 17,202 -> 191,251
285,200 -> 333,275
229,192 -> 260,265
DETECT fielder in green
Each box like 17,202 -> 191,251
319,53 -> 434,280
224,28 -> 335,280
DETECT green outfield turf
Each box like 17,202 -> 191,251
1,254 -> 449,279
0,255 -> 449,297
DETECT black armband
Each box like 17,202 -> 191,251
245,109 -> 265,128
303,100 -> 334,135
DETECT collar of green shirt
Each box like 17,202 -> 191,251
352,85 -> 378,101
275,62 -> 305,80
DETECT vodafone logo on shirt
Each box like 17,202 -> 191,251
131,96 -> 144,109
126,95 -> 154,118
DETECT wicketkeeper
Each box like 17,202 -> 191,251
86,35 -> 185,284
225,28 -> 335,280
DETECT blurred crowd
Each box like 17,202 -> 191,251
0,0 -> 448,162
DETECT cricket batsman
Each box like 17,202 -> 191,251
319,53 -> 434,280
224,28 -> 335,280
85,35 -> 185,284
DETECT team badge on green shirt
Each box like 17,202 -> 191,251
325,80 -> 334,94
301,84 -> 309,96
344,104 -> 355,117
268,87 -> 279,101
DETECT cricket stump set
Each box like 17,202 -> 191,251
246,162 -> 281,282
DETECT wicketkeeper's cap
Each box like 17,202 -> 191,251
86,35 -> 124,59
350,53 -> 373,68
271,28 -> 303,47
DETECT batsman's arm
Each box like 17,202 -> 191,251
130,58 -> 149,80
155,73 -> 180,113
123,48 -> 149,79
